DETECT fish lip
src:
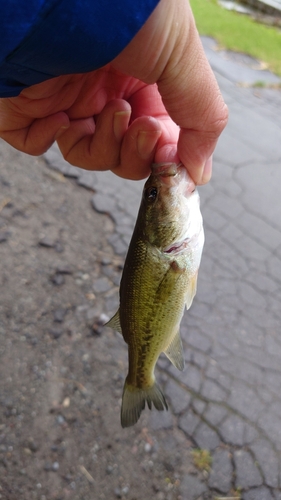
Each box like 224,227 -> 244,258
151,162 -> 181,177
151,162 -> 196,193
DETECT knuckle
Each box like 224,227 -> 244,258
209,96 -> 229,133
214,102 -> 229,133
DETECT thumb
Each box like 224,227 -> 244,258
157,4 -> 228,184
113,0 -> 228,184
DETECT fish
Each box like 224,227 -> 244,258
106,162 -> 204,428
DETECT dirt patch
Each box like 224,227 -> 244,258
0,141 -> 204,500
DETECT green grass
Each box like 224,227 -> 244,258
191,448 -> 212,472
190,0 -> 281,77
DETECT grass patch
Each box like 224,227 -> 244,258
214,489 -> 241,499
191,448 -> 212,472
190,0 -> 281,76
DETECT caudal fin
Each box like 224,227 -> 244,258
121,379 -> 168,428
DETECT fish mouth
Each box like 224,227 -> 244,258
151,162 -> 196,193
151,162 -> 179,177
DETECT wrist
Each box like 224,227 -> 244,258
112,0 -> 191,84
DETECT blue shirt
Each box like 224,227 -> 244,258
0,0 -> 159,97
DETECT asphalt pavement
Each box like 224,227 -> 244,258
1,36 -> 280,499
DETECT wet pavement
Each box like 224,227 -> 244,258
0,37 -> 280,499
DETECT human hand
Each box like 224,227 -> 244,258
0,0 -> 228,183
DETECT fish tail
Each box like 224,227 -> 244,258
121,378 -> 168,428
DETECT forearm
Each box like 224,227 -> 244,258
0,0 -> 159,97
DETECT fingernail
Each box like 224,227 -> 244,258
54,124 -> 69,140
201,155 -> 213,184
137,130 -> 161,160
113,111 -> 131,141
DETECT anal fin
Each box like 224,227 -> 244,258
164,330 -> 185,371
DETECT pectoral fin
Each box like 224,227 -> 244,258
164,330 -> 185,371
186,272 -> 198,310
105,309 -> 122,333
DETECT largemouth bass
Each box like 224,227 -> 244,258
107,162 -> 204,428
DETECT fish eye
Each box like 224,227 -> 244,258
145,186 -> 158,202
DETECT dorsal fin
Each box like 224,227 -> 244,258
164,330 -> 185,371
105,309 -> 122,333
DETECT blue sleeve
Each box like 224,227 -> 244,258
0,0 -> 159,97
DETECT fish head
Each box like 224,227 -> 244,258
140,162 -> 203,254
